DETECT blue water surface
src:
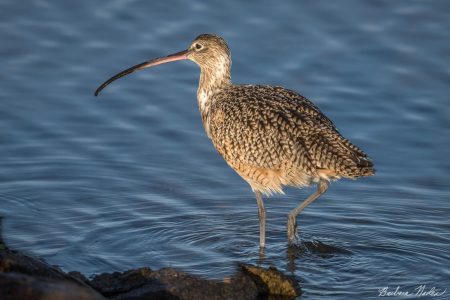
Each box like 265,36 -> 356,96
1,1 -> 449,299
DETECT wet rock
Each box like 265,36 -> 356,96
241,264 -> 301,298
0,247 -> 90,287
88,264 -> 301,300
0,272 -> 105,300
68,270 -> 92,285
0,246 -> 105,299
0,218 -> 300,300
89,267 -> 259,300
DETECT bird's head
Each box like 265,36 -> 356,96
186,34 -> 231,72
95,33 -> 231,96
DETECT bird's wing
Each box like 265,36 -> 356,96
208,85 -> 372,176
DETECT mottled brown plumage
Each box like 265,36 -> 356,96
208,84 -> 374,195
95,33 -> 374,248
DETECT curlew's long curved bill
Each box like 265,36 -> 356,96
95,49 -> 189,96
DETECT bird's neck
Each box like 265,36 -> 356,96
197,61 -> 231,114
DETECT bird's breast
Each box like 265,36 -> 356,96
197,89 -> 209,112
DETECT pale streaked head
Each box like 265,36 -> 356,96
94,33 -> 231,96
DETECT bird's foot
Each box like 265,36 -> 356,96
287,214 -> 298,244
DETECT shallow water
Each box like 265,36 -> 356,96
1,0 -> 449,299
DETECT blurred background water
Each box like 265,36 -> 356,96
1,0 -> 449,298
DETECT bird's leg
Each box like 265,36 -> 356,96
255,191 -> 266,248
287,180 -> 329,244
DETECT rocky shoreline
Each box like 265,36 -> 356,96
0,239 -> 301,300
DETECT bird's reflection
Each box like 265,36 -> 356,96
286,240 -> 353,273
258,246 -> 266,262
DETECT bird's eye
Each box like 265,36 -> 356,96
195,43 -> 203,50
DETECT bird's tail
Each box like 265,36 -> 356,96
332,135 -> 375,178
306,132 -> 375,179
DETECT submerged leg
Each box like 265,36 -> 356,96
287,180 -> 329,244
255,191 -> 266,248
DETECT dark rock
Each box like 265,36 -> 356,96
68,270 -> 92,286
0,248 -> 91,288
0,272 -> 105,300
89,267 -> 259,300
88,264 -> 302,300
0,217 -> 300,300
0,247 -> 106,299
241,264 -> 301,298
89,267 -> 154,296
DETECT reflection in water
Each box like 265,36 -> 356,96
286,240 -> 352,273
258,247 -> 266,263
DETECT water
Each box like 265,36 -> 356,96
1,0 -> 449,298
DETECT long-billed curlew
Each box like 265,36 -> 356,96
95,34 -> 374,248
